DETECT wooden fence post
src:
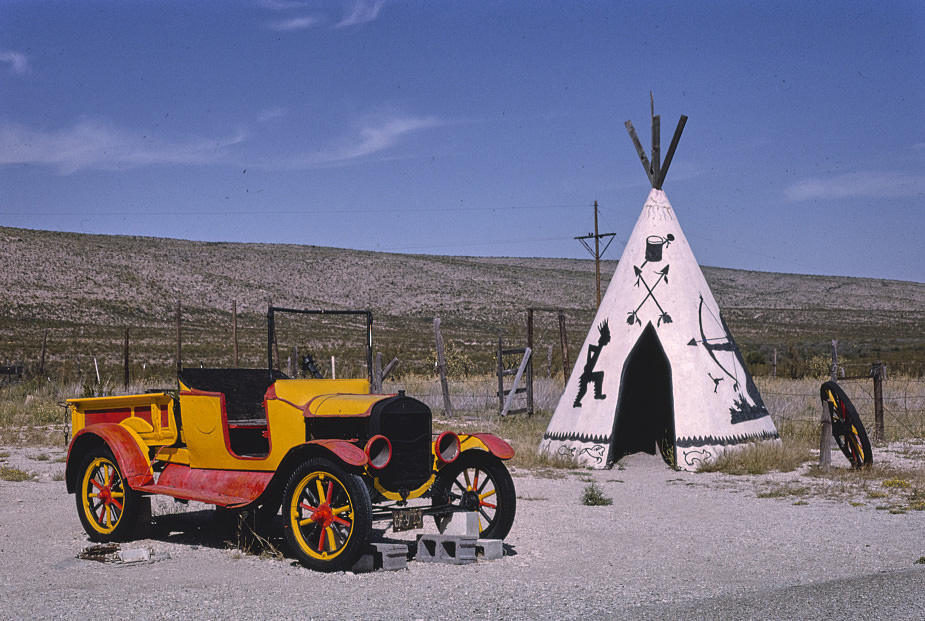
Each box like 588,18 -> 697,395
526,309 -> 535,408
372,352 -> 382,393
232,300 -> 238,367
123,327 -> 130,389
497,335 -> 505,413
819,340 -> 837,471
558,312 -> 571,379
175,300 -> 182,374
434,318 -> 453,417
39,329 -> 48,377
871,361 -> 885,442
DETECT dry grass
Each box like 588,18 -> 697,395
0,465 -> 34,482
2,370 -> 922,488
0,377 -> 169,446
803,461 -> 925,513
697,441 -> 813,475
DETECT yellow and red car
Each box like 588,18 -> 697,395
65,308 -> 515,571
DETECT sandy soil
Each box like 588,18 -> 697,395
1,444 -> 923,619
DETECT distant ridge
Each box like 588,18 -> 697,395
0,225 -> 921,376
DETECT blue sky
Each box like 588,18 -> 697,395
1,1 -> 922,282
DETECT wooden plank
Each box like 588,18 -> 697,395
625,120 -> 654,187
381,357 -> 399,380
501,347 -> 531,417
433,318 -> 453,417
657,115 -> 687,188
651,114 -> 660,187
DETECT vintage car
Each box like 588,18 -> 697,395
65,308 -> 516,571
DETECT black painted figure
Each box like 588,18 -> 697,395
573,320 -> 611,407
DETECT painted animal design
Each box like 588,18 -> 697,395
683,448 -> 715,468
578,444 -> 606,465
573,320 -> 611,407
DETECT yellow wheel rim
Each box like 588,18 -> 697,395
80,457 -> 126,535
288,471 -> 355,561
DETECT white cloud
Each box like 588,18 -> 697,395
287,113 -> 443,168
335,0 -> 386,28
324,115 -> 442,161
784,170 -> 925,201
0,51 -> 30,75
258,0 -> 308,9
257,107 -> 287,122
266,16 -> 319,31
0,113 -> 442,173
0,119 -> 245,174
260,1 -> 385,32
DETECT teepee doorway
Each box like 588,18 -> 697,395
610,323 -> 676,468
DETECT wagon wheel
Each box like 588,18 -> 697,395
431,450 -> 516,540
282,458 -> 371,572
820,381 -> 873,469
75,448 -> 142,541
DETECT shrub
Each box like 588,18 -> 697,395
580,482 -> 613,506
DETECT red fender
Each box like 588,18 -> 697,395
470,433 -> 515,460
67,423 -> 155,491
308,439 -> 369,467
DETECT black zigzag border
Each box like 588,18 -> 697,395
544,430 -> 780,449
676,429 -> 780,449
542,431 -> 611,445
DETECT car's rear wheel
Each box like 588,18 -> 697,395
282,458 -> 371,572
431,450 -> 516,540
75,448 -> 141,542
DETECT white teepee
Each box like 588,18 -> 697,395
540,111 -> 779,471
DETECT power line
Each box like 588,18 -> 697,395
0,202 -> 589,218
574,201 -> 616,307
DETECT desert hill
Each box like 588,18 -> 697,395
0,225 -> 921,379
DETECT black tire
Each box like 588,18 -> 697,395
75,447 -> 142,542
431,450 -> 516,540
281,458 -> 372,572
820,381 -> 873,469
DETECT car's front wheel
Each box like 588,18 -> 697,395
282,458 -> 372,572
431,450 -> 516,540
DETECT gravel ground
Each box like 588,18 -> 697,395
1,444 -> 924,620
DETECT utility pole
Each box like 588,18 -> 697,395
575,201 -> 615,308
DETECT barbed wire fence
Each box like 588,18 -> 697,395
760,364 -> 925,446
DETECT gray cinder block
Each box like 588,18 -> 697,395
440,511 -> 480,536
415,534 -> 476,565
476,539 -> 503,560
371,542 -> 408,571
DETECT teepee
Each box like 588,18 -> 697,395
540,107 -> 779,471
